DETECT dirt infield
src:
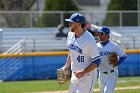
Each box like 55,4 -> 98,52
29,86 -> 140,93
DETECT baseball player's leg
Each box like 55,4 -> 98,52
69,82 -> 78,93
69,69 -> 97,93
77,68 -> 98,93
69,72 -> 79,93
104,71 -> 118,93
99,72 -> 106,93
99,82 -> 105,93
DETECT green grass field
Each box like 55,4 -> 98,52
0,76 -> 140,93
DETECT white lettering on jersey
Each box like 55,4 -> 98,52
68,44 -> 83,54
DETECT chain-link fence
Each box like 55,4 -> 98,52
0,11 -> 140,27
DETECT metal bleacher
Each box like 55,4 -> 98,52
111,26 -> 140,49
2,26 -> 140,53
2,28 -> 67,52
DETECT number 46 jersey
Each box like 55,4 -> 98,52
67,31 -> 100,72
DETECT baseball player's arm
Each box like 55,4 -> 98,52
61,53 -> 71,71
115,45 -> 127,66
117,56 -> 127,65
75,58 -> 100,79
84,58 -> 101,73
84,57 -> 101,71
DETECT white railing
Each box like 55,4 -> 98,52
1,28 -> 68,52
1,27 -> 140,53
4,39 -> 25,54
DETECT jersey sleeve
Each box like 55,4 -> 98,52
66,34 -> 69,49
115,44 -> 126,57
114,44 -> 127,66
87,37 -> 100,63
67,32 -> 73,49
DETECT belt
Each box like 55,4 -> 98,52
103,70 -> 114,74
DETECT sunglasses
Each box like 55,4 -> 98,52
98,32 -> 106,35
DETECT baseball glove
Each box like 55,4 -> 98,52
108,52 -> 118,67
57,69 -> 71,85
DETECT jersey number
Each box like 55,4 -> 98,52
77,55 -> 84,63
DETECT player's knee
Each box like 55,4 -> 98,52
105,89 -> 114,93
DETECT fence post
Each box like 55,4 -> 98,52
137,0 -> 140,26
132,36 -> 136,49
33,38 -> 36,52
0,28 -> 3,53
60,12 -> 64,25
119,11 -> 123,27
29,12 -> 33,28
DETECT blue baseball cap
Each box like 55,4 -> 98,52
97,26 -> 110,34
65,13 -> 85,24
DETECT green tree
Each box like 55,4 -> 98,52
0,0 -> 36,27
102,0 -> 137,26
35,0 -> 79,27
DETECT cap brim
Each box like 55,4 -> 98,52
97,29 -> 108,34
97,29 -> 103,33
65,19 -> 74,22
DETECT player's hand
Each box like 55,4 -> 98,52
74,71 -> 85,79
60,66 -> 67,71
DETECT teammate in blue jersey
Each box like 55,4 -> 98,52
61,13 -> 101,93
96,26 -> 127,93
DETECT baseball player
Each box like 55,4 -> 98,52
96,26 -> 127,93
61,13 -> 101,93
